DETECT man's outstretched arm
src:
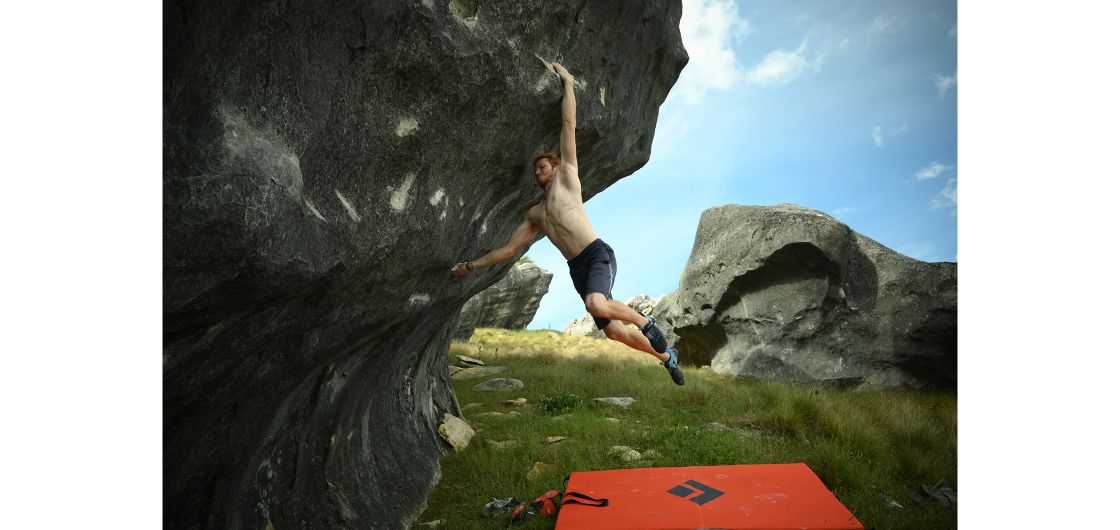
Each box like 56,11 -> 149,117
452,218 -> 538,277
553,63 -> 579,189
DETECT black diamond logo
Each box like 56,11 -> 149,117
667,480 -> 725,505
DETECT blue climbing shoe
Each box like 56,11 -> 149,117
662,347 -> 685,386
640,316 -> 668,353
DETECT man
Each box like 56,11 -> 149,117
452,63 -> 684,385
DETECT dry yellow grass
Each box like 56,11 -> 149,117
460,328 -> 663,366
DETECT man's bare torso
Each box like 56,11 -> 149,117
527,164 -> 597,260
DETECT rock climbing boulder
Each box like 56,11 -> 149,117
163,1 -> 686,528
660,204 -> 956,390
452,257 -> 553,340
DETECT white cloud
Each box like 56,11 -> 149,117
948,23 -> 957,39
831,206 -> 855,217
915,161 -> 952,181
745,41 -> 820,87
674,0 -> 751,104
933,72 -> 957,99
867,14 -> 904,38
874,123 -> 908,147
930,177 -> 958,211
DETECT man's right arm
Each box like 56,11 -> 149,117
553,63 -> 579,191
452,217 -> 538,277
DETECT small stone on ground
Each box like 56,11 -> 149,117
451,366 -> 509,380
473,378 -> 524,391
458,355 -> 485,367
527,461 -> 554,480
594,397 -> 636,407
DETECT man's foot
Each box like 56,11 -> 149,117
662,347 -> 685,386
640,316 -> 668,353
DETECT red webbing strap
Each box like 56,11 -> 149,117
561,491 -> 609,507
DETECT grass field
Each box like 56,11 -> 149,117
416,328 -> 957,529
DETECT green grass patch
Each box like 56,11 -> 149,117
420,329 -> 957,529
538,393 -> 581,416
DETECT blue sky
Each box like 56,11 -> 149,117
527,0 -> 958,330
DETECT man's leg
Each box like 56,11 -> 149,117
586,292 -> 668,352
602,320 -> 685,386
602,320 -> 669,362
585,292 -> 648,328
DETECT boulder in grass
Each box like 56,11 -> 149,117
452,257 -> 554,340
451,366 -> 509,380
661,204 -> 957,390
437,414 -> 475,452
458,356 -> 486,368
473,378 -> 525,392
594,397 -> 636,408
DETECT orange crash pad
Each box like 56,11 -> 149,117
555,463 -> 863,530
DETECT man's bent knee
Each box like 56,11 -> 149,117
585,294 -> 610,316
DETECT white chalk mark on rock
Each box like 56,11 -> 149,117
396,116 -> 419,137
534,71 -> 554,93
600,86 -> 606,106
429,188 -> 445,206
449,0 -> 479,29
334,190 -> 360,222
304,199 -> 326,222
409,293 -> 431,306
390,172 -> 416,211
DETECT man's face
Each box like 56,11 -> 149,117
534,158 -> 555,188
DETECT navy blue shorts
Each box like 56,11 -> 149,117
567,239 -> 617,330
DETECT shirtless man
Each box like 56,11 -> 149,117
452,63 -> 684,386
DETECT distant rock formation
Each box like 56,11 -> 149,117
453,257 -> 553,339
564,294 -> 662,337
660,204 -> 956,390
162,1 -> 686,528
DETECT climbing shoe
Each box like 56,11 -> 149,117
663,347 -> 685,386
640,316 -> 668,353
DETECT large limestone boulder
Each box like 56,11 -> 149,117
661,204 -> 956,390
162,2 -> 686,529
564,294 -> 662,337
452,257 -> 553,340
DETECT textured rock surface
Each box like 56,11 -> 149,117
593,396 -> 636,407
449,365 -> 509,380
661,204 -> 956,390
472,378 -> 525,392
452,257 -> 553,340
564,294 -> 662,337
436,413 -> 475,452
162,2 -> 686,529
